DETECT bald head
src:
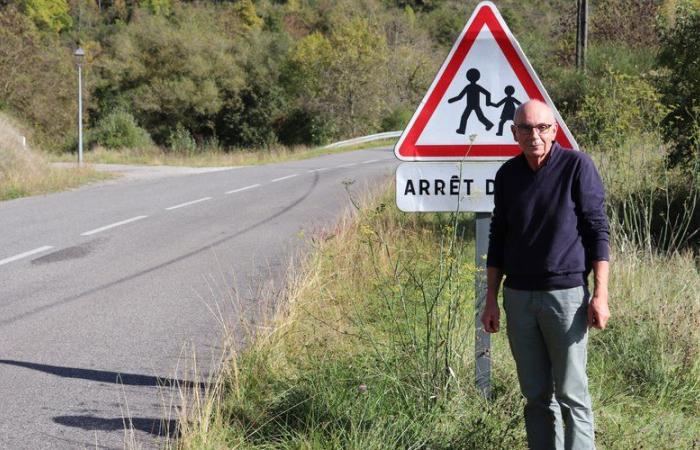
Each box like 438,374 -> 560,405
514,99 -> 555,124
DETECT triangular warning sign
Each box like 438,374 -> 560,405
395,1 -> 578,161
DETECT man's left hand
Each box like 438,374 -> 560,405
587,293 -> 610,329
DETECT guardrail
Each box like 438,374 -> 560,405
323,130 -> 402,149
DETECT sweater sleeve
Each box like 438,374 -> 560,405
574,154 -> 610,261
487,167 -> 507,268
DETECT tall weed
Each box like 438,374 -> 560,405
175,188 -> 526,448
592,133 -> 699,255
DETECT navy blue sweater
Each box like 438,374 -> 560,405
486,143 -> 610,290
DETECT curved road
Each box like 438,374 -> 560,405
0,148 -> 397,449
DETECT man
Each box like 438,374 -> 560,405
480,100 -> 610,450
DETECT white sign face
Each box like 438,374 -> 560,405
394,0 -> 578,161
396,162 -> 503,212
417,25 -> 529,148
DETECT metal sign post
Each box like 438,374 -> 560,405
475,212 -> 491,399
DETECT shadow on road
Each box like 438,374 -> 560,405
53,415 -> 178,438
0,359 -> 206,389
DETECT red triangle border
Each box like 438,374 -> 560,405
396,3 -> 573,160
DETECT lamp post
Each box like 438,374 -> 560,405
75,47 -> 85,165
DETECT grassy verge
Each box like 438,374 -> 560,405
175,178 -> 700,448
0,116 -> 112,201
49,139 -> 398,168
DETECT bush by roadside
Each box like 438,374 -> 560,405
87,110 -> 153,150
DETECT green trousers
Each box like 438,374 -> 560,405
503,286 -> 595,450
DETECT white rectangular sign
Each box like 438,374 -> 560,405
396,162 -> 503,212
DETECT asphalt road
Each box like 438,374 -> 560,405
0,148 -> 398,449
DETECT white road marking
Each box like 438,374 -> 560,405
165,197 -> 212,210
0,246 -> 54,267
271,174 -> 298,183
361,159 -> 379,164
307,167 -> 329,173
226,184 -> 261,194
81,216 -> 148,236
338,163 -> 358,168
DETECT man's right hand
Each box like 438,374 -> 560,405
481,295 -> 500,333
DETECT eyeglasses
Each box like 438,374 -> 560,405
513,123 -> 554,135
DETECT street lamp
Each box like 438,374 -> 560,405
74,47 -> 85,165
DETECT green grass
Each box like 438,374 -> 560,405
49,138 -> 398,168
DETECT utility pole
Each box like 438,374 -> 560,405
576,0 -> 588,71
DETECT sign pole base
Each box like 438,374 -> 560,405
475,212 -> 491,399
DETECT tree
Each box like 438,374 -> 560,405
215,30 -> 292,148
21,0 -> 72,33
94,5 -> 247,145
0,6 -> 76,148
138,0 -> 171,16
284,17 -> 391,139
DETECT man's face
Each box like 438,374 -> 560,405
511,102 -> 558,160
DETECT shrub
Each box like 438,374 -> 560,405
658,2 -> 700,166
380,106 -> 412,131
576,70 -> 666,149
590,0 -> 660,49
137,0 -> 171,16
276,108 -> 335,146
539,66 -> 587,120
88,110 -> 152,150
424,3 -> 463,47
167,124 -> 196,154
393,0 -> 446,12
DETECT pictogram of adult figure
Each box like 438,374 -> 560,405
492,85 -> 521,136
448,68 -> 494,134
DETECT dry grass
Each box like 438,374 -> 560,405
172,188 -> 527,449
0,114 -> 111,201
49,138 -> 398,168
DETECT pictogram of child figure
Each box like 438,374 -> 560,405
491,85 -> 521,136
